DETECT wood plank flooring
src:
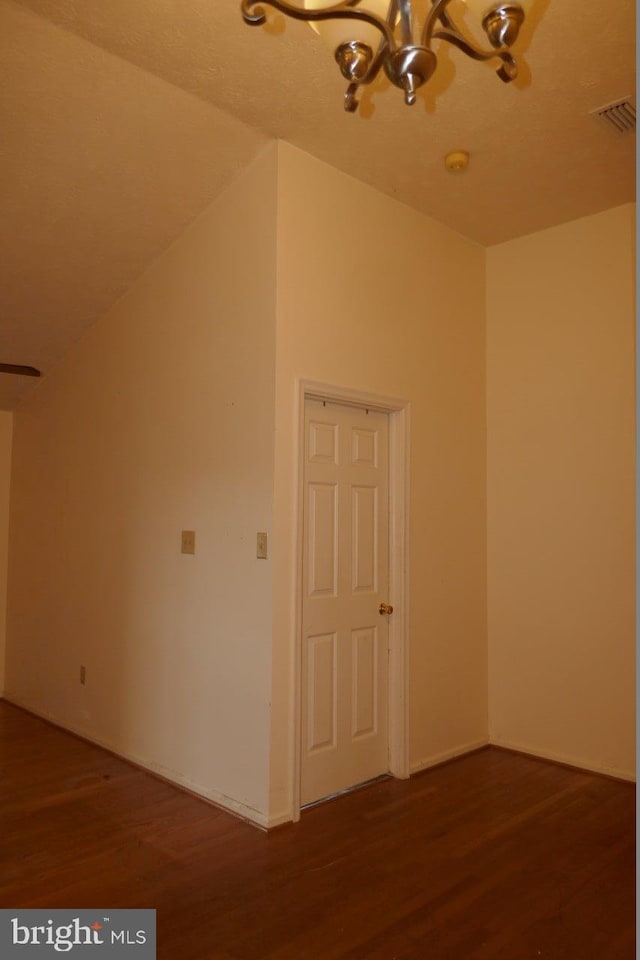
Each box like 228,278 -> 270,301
0,700 -> 634,959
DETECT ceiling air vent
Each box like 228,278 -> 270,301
591,97 -> 636,134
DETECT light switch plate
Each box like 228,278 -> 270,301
257,532 -> 268,560
181,530 -> 196,555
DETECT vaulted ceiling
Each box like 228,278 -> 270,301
1,0 -> 635,408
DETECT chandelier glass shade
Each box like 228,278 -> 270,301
241,0 -> 534,112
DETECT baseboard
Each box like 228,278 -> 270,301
410,738 -> 490,775
266,810 -> 294,829
1,694 -> 270,829
489,736 -> 636,783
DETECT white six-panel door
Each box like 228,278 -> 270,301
301,398 -> 390,806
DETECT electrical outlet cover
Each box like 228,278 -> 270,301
181,530 -> 196,555
257,532 -> 268,559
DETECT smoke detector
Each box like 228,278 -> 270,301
445,150 -> 469,173
591,97 -> 636,134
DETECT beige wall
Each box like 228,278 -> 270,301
486,204 -> 636,779
269,143 -> 488,823
5,141 -> 633,828
5,145 -> 278,823
0,411 -> 12,694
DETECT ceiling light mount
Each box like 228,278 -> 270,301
241,0 -> 533,112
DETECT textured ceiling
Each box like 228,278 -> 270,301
1,0 -> 636,407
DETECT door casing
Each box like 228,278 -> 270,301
292,379 -> 411,821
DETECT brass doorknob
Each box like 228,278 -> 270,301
379,602 -> 394,616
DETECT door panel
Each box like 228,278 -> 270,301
308,483 -> 338,597
352,485 -> 377,593
309,420 -> 338,464
307,632 -> 337,752
301,398 -> 390,806
352,427 -> 378,466
352,626 -> 378,739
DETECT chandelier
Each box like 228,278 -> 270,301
241,0 -> 533,112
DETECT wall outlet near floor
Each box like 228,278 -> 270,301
181,530 -> 196,555
80,665 -> 86,686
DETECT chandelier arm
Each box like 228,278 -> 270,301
344,83 -> 360,111
433,1 -> 457,32
431,27 -> 518,80
241,0 -> 396,50
421,0 -> 455,46
341,39 -> 388,111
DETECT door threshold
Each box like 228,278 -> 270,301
301,773 -> 391,811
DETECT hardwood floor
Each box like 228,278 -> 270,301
0,700 -> 634,959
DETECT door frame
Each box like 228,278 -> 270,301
292,379 -> 411,821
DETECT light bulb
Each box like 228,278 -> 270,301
302,0 -> 392,58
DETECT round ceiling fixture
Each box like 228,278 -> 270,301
445,150 -> 470,173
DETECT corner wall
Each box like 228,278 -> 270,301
5,145 -> 278,823
0,412 -> 12,694
269,142 -> 488,822
486,204 -> 636,779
